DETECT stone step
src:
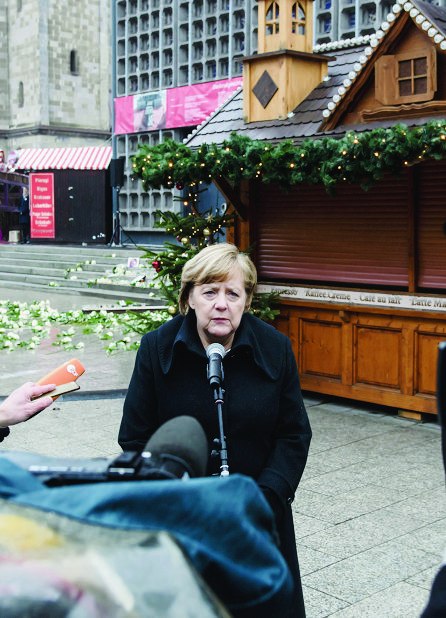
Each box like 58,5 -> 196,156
0,278 -> 163,305
0,244 -> 154,264
0,242 -> 163,306
0,243 -> 152,255
0,262 -> 153,282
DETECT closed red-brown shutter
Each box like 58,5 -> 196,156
416,160 -> 446,290
254,172 -> 410,287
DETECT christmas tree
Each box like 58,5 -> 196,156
138,184 -> 279,323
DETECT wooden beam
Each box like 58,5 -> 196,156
213,176 -> 248,221
407,166 -> 416,293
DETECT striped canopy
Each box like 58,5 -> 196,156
15,146 -> 112,171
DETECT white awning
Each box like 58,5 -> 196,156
15,146 -> 113,171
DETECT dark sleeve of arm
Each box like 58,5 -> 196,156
118,334 -> 159,452
257,338 -> 312,517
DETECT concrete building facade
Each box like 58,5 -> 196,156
113,0 -> 258,244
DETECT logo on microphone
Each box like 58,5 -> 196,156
66,364 -> 79,378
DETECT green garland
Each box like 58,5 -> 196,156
132,120 -> 446,194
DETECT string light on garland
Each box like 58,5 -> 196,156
132,120 -> 446,195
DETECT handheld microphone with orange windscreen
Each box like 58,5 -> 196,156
35,358 -> 85,401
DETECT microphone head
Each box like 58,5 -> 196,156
206,343 -> 226,359
144,416 -> 208,478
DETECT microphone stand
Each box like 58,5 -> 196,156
212,385 -> 229,477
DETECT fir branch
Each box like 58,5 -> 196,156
131,120 -> 446,194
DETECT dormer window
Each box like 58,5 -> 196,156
292,2 -> 306,35
266,2 -> 279,35
375,47 -> 437,105
398,55 -> 427,97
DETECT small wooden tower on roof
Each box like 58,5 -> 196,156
243,0 -> 331,123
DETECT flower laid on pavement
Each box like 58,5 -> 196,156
0,300 -> 169,354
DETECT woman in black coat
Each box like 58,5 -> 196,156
119,243 -> 312,617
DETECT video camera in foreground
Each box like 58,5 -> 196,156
4,415 -> 208,487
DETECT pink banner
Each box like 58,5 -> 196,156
114,96 -> 134,135
114,77 -> 243,135
30,173 -> 55,239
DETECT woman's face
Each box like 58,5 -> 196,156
188,267 -> 247,350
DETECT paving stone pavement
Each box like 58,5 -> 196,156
0,286 -> 444,617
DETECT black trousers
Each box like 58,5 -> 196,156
20,220 -> 30,242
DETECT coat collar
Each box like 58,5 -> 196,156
158,312 -> 282,380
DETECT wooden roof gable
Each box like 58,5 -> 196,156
320,0 -> 446,131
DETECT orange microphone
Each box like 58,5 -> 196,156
35,358 -> 85,401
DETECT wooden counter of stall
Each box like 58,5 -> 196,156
258,284 -> 446,417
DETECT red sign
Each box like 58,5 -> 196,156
30,173 -> 55,239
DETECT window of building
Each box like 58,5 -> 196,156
17,0 -> 22,12
163,49 -> 173,65
18,82 -> 24,107
206,39 -> 216,56
70,50 -> 79,75
219,14 -> 229,32
193,43 -> 203,59
162,69 -> 173,87
207,1 -> 217,14
219,59 -> 229,77
207,18 -> 217,35
234,10 -> 245,29
266,2 -> 279,35
292,3 -> 306,35
206,61 -> 217,79
398,56 -> 427,97
193,0 -> 203,17
234,58 -> 243,75
375,47 -> 437,105
193,64 -> 203,81
365,7 -> 375,25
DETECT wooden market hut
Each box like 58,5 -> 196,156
184,0 -> 446,417
15,146 -> 113,244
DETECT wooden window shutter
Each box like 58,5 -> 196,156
427,46 -> 437,96
375,55 -> 397,105
254,174 -> 410,287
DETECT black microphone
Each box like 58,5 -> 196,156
206,343 -> 226,387
137,415 -> 208,480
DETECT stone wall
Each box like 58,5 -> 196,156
2,0 -> 111,150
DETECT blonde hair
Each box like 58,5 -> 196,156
179,243 -> 257,315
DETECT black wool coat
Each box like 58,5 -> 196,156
119,310 -> 312,617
